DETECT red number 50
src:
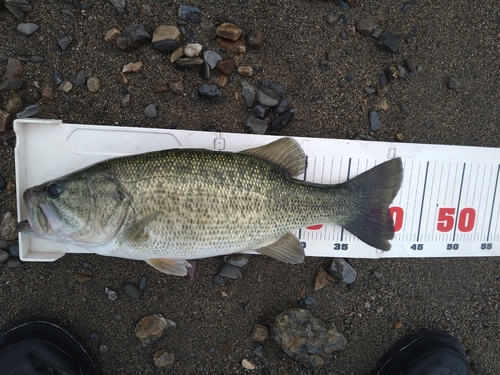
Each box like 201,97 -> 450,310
436,207 -> 476,233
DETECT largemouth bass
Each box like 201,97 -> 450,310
18,138 -> 403,276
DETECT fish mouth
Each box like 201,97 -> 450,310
19,188 -> 51,238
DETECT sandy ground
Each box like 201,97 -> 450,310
0,0 -> 499,374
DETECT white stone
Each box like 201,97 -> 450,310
184,43 -> 202,58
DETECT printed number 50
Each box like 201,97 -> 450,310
436,207 -> 476,233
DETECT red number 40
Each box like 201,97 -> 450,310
436,207 -> 476,233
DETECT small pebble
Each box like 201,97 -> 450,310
9,244 -> 19,257
0,249 -> 9,263
297,296 -> 315,308
237,66 -> 253,76
105,287 -> 118,301
178,4 -> 201,19
270,109 -> 296,130
253,104 -> 270,119
99,345 -> 108,354
184,43 -> 202,57
61,9 -> 74,17
16,23 -> 40,37
58,35 -> 72,51
246,28 -> 264,49
122,61 -> 142,73
16,104 -> 39,119
121,94 -> 130,107
398,65 -> 406,78
87,77 -> 100,92
446,76 -> 460,89
116,24 -> 151,50
54,70 -> 63,85
144,104 -> 157,118
218,263 -> 242,279
394,322 -> 403,329
154,349 -> 174,368
203,50 -> 222,70
139,275 -> 148,291
369,111 -> 382,132
0,175 -> 6,190
71,70 -> 86,87
224,254 -> 248,267
376,33 -> 399,53
213,274 -> 223,284
80,261 -> 93,270
364,87 -> 375,94
242,359 -> 255,370
6,258 -> 23,269
198,84 -> 222,102
75,273 -> 92,282
245,115 -> 267,134
135,314 -> 175,345
251,324 -> 269,342
216,22 -> 243,41
257,85 -> 280,107
199,62 -> 210,80
110,0 -> 126,14
330,258 -> 357,284
124,282 -> 141,300
90,332 -> 99,342
59,81 -> 73,93
253,344 -> 264,357
241,81 -> 256,107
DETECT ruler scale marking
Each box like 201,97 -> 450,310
452,163 -> 467,241
486,164 -> 500,241
416,161 -> 430,242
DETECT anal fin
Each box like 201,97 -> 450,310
256,233 -> 305,264
146,258 -> 192,276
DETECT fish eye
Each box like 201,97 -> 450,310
46,182 -> 62,199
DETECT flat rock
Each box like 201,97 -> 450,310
218,263 -> 242,279
87,77 -> 100,92
216,38 -> 246,53
198,84 -> 222,102
16,104 -> 39,119
0,249 -> 9,263
6,258 -> 23,269
152,25 -> 180,43
144,104 -> 157,118
16,23 -> 39,37
272,308 -> 347,367
254,104 -> 270,119
447,76 -> 460,89
216,22 -> 243,41
0,110 -> 12,132
329,258 -> 357,284
356,19 -> 377,36
104,28 -> 121,43
0,78 -> 23,91
0,212 -> 17,240
199,61 -> 210,79
272,97 -> 290,114
124,282 -> 141,300
262,79 -> 286,96
178,4 -> 200,19
71,70 -> 86,86
135,314 -> 175,345
241,81 -> 256,107
245,115 -> 267,134
116,24 -> 151,50
369,110 -> 381,131
58,35 -> 72,51
270,109 -> 296,130
203,50 -> 222,70
246,28 -> 264,49
110,0 -> 125,14
257,85 -> 280,107
224,254 -> 248,267
376,33 -> 399,52
154,349 -> 174,368
175,57 -> 203,66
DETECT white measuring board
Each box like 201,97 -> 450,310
14,119 -> 500,261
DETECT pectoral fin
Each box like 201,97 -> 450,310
256,233 -> 305,264
146,258 -> 192,276
124,211 -> 162,242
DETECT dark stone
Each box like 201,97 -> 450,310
245,115 -> 267,134
62,9 -> 74,17
6,258 -> 23,269
21,85 -> 41,104
257,85 -> 280,107
335,0 -> 349,11
369,111 -> 381,132
29,55 -> 44,63
199,61 -> 210,80
247,28 -> 264,49
272,98 -> 290,114
80,261 -> 93,270
376,33 -> 399,52
110,0 -> 126,14
178,5 -> 200,19
71,70 -> 86,86
9,244 -> 19,257
406,58 -> 419,71
116,24 -> 151,50
0,174 -> 5,190
341,30 -> 348,40
58,35 -> 72,51
261,79 -> 286,96
379,75 -> 388,85
297,296 -> 315,308
254,104 -> 270,119
218,263 -> 242,279
90,332 -> 99,342
54,70 -> 63,85
80,3 -> 91,10
123,282 -> 141,300
330,258 -> 357,284
198,84 -> 222,102
270,109 -> 296,130
213,274 -> 223,284
253,344 -> 264,357
185,12 -> 201,24
139,275 -> 148,291
152,39 -> 178,53
446,76 -> 460,89
0,78 -> 24,91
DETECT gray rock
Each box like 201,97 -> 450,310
71,70 -> 86,86
213,274 -> 223,284
245,115 -> 267,134
335,0 -> 349,11
104,287 -> 117,300
364,87 -> 376,94
369,111 -> 381,132
272,98 -> 290,114
406,58 -> 419,72
257,85 -> 280,107
253,104 -> 270,119
9,244 -> 19,257
61,9 -> 74,17
370,28 -> 382,38
224,254 -> 248,267
16,104 -> 39,119
0,78 -> 24,91
376,33 -> 399,53
218,263 -> 242,279
54,70 -> 63,85
29,55 -> 44,63
356,19 -> 377,37
144,104 -> 157,118
198,84 -> 222,102
5,0 -> 32,21
99,345 -> 108,354
6,258 -> 23,269
398,65 -> 406,78
270,109 -> 296,131
329,258 -> 357,284
16,23 -> 39,37
124,282 -> 141,300
253,344 -> 264,357
0,249 -> 9,263
446,76 -> 460,89
116,24 -> 151,50
109,0 -> 126,14
203,50 -> 222,70
139,275 -> 148,291
58,35 -> 72,51
241,81 -> 256,107
261,79 -> 286,96
272,308 -> 347,367
0,240 -> 8,250
178,4 -> 200,19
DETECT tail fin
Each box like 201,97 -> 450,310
340,158 -> 403,250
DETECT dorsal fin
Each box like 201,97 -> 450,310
241,138 -> 306,177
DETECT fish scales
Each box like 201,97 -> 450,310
95,149 -> 355,259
